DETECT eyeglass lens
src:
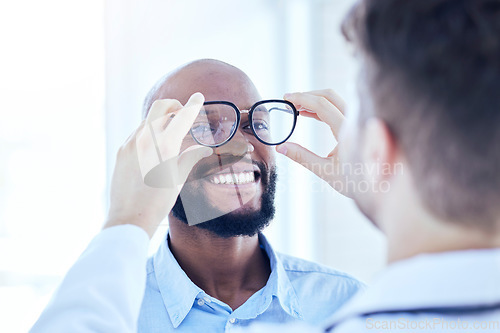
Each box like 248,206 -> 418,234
190,101 -> 295,147
191,104 -> 238,146
252,102 -> 295,145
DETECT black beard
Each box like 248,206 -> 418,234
172,161 -> 277,238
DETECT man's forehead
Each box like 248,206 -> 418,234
157,65 -> 261,109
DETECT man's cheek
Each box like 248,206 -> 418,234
266,148 -> 276,166
180,135 -> 196,151
252,145 -> 275,171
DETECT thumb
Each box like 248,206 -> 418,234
276,142 -> 328,177
184,92 -> 205,111
178,145 -> 214,183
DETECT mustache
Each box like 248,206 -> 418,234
191,154 -> 262,180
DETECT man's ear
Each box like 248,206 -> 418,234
360,117 -> 399,183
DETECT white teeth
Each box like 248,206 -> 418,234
210,171 -> 257,185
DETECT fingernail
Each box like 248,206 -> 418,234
276,144 -> 288,155
191,92 -> 205,103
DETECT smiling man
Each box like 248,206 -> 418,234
136,59 -> 363,332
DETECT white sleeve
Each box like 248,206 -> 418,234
30,224 -> 150,333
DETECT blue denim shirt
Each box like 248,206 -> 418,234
138,233 -> 363,332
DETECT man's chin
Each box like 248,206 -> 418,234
191,206 -> 274,238
173,183 -> 262,227
172,200 -> 274,238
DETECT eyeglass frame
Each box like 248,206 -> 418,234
190,99 -> 299,148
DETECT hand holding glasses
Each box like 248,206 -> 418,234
190,100 -> 299,147
139,98 -> 299,189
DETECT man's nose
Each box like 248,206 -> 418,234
215,129 -> 254,156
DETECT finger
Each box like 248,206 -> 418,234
290,89 -> 346,115
276,142 -> 330,179
297,109 -> 321,121
161,92 -> 205,155
307,89 -> 347,115
146,99 -> 183,131
284,92 -> 344,139
136,122 -> 164,179
123,120 -> 146,148
141,145 -> 212,189
137,93 -> 205,178
177,145 -> 214,185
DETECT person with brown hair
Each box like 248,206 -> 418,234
264,0 -> 500,331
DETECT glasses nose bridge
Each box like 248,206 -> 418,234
232,121 -> 251,141
229,110 -> 255,148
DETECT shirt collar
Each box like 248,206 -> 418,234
257,233 -> 304,320
326,248 -> 500,325
153,232 -> 303,328
153,234 -> 203,328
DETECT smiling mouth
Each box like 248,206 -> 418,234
194,154 -> 263,186
209,171 -> 260,185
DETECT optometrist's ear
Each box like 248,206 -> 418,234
360,117 -> 399,183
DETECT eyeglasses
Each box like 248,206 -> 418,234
190,100 -> 299,147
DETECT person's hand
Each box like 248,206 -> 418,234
277,89 -> 351,197
104,92 -> 213,238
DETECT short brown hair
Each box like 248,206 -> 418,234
343,0 -> 500,229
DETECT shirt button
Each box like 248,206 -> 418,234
203,296 -> 211,303
229,318 -> 236,324
197,299 -> 205,306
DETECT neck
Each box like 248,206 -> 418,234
381,177 -> 500,264
386,217 -> 500,264
168,214 -> 271,310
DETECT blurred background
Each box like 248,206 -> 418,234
0,0 -> 386,331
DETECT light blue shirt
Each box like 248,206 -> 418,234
138,233 -> 363,332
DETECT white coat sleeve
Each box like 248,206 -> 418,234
30,224 -> 150,333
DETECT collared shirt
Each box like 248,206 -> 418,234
324,248 -> 500,332
137,233 -> 363,332
238,248 -> 500,333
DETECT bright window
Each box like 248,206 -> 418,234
0,1 -> 105,332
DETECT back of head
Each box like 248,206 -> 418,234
343,0 -> 500,230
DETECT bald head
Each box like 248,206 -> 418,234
143,59 -> 261,118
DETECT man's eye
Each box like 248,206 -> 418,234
192,124 -> 211,134
241,122 -> 252,131
253,121 -> 269,131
